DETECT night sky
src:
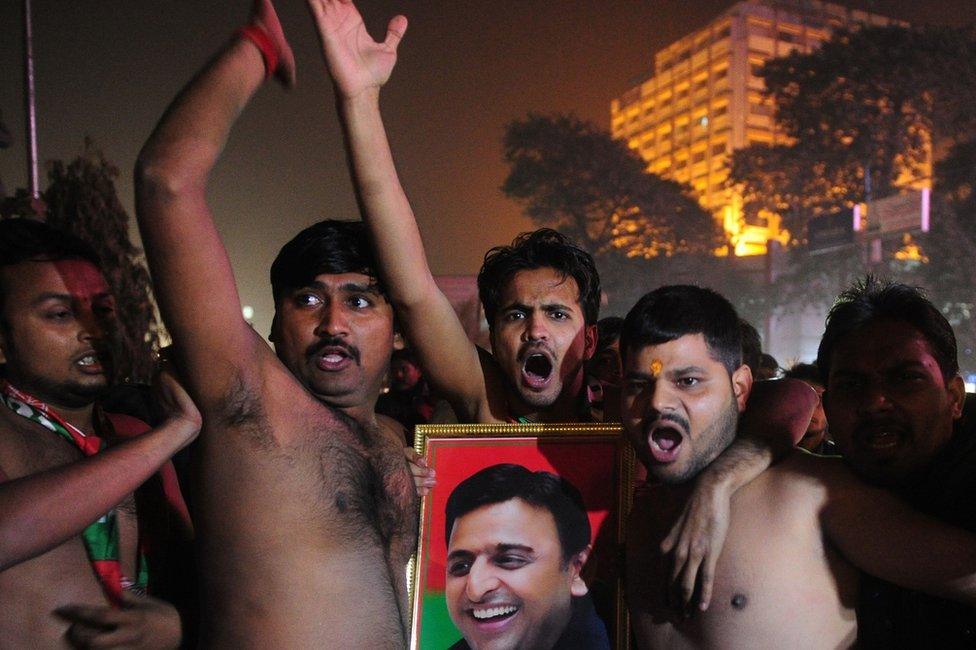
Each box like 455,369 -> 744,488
1,1 -> 974,336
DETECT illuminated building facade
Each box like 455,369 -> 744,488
611,0 -> 903,256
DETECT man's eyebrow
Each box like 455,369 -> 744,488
495,543 -> 535,554
500,301 -> 530,313
340,281 -> 382,295
447,549 -> 475,562
541,302 -> 574,313
302,280 -> 383,295
667,365 -> 707,377
31,292 -> 72,306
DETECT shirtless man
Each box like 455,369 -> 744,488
134,1 -> 416,645
314,0 -> 816,600
621,284 -> 976,648
0,219 -> 198,648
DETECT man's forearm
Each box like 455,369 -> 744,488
339,92 -> 436,308
137,38 -> 266,197
0,418 -> 196,570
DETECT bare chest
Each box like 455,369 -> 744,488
627,487 -> 857,649
0,414 -> 84,478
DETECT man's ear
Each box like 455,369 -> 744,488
948,374 -> 966,420
731,364 -> 753,412
583,324 -> 598,362
568,546 -> 591,597
393,331 -> 406,351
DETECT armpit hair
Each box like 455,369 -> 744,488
212,372 -> 274,450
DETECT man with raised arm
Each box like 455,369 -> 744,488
135,1 -> 416,646
313,0 -> 815,609
620,285 -> 976,648
0,219 -> 198,648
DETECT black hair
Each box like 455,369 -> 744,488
477,229 -> 601,327
620,285 -> 742,375
595,316 -> 624,354
445,463 -> 591,565
390,347 -> 419,366
0,218 -> 102,314
784,362 -> 821,386
817,276 -> 958,383
739,319 -> 762,376
270,219 -> 385,303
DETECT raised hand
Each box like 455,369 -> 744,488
307,0 -> 407,99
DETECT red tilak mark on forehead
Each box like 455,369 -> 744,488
51,259 -> 109,304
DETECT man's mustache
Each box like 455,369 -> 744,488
306,336 -> 361,364
649,411 -> 691,435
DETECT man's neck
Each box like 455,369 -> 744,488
513,383 -> 588,424
4,380 -> 98,434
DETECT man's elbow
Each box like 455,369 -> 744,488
134,152 -> 206,204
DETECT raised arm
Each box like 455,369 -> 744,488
0,371 -> 199,570
308,0 -> 489,420
819,459 -> 976,604
660,378 -> 817,610
134,0 -> 295,405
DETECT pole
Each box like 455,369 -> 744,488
23,0 -> 39,200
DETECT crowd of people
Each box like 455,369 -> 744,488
1,1 -> 974,648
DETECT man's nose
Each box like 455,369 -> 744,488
857,380 -> 893,415
649,379 -> 678,415
522,312 -> 549,342
316,302 -> 350,337
465,558 -> 501,602
76,305 -> 107,344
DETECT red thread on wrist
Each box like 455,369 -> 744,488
236,25 -> 279,80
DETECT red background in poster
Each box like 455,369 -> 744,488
421,436 -> 619,591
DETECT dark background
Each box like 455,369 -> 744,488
1,1 -> 973,336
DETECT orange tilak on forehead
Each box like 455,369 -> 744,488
650,359 -> 663,377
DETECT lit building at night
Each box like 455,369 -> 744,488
610,0 -> 904,256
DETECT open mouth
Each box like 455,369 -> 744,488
858,429 -> 902,451
316,346 -> 354,371
647,426 -> 684,463
472,605 -> 518,621
74,352 -> 106,374
469,604 -> 520,631
521,353 -> 553,389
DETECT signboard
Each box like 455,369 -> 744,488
807,208 -> 854,252
870,189 -> 930,234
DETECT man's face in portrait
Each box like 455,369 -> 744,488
445,498 -> 588,650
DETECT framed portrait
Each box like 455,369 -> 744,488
408,423 -> 634,650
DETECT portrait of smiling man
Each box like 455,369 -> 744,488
443,463 -> 609,650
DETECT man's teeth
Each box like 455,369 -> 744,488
866,431 -> 898,446
472,605 -> 518,620
322,354 -> 345,363
77,355 -> 96,366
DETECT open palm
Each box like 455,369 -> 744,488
308,0 -> 407,98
